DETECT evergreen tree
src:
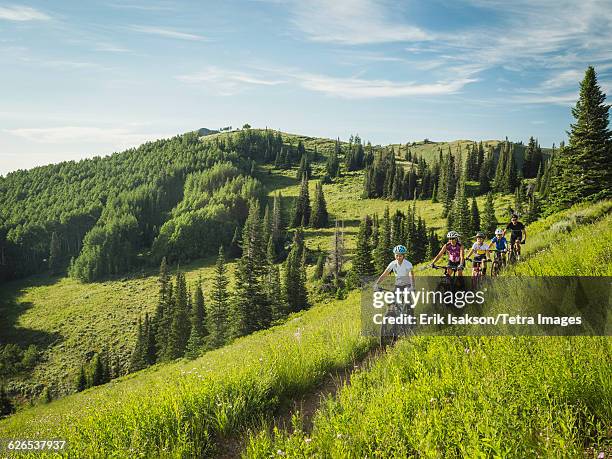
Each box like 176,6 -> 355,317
283,229 -> 308,313
431,183 -> 438,203
451,179 -> 471,237
482,192 -> 498,235
229,226 -> 242,258
478,154 -> 492,194
470,196 -> 481,236
48,231 -> 62,274
129,316 -> 146,371
326,139 -> 341,178
296,152 -> 311,181
328,220 -> 346,281
525,193 -> 541,224
271,192 -> 284,254
313,252 -> 325,280
310,181 -> 329,228
208,246 -> 228,348
353,217 -> 375,276
548,66 -> 611,209
142,313 -> 156,365
154,258 -> 171,361
91,354 -> 105,386
373,208 -> 391,273
514,185 -> 524,216
76,365 -> 87,392
0,385 -> 13,417
232,200 -> 269,337
165,270 -> 189,359
292,177 -> 311,227
427,229 -> 439,259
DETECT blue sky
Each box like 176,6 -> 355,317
1,0 -> 611,175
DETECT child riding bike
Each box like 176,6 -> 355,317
503,213 -> 526,259
374,245 -> 415,291
430,231 -> 465,276
488,228 -> 508,267
465,232 -> 491,276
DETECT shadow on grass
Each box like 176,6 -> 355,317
0,275 -> 63,347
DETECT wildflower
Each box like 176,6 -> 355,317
277,449 -> 285,456
305,438 -> 312,443
336,433 -> 343,439
464,348 -> 470,354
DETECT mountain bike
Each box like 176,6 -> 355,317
508,238 -> 522,263
490,249 -> 507,276
466,257 -> 490,289
431,264 -> 465,307
376,286 -> 414,348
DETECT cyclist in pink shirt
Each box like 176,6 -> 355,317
430,231 -> 465,276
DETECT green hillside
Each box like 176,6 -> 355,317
1,184 -> 610,456
0,155 -> 514,401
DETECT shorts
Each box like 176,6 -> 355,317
473,255 -> 486,265
448,260 -> 461,268
509,232 -> 522,244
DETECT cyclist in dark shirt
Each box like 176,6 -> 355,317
503,213 -> 526,251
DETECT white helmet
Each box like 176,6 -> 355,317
495,228 -> 503,235
446,231 -> 459,239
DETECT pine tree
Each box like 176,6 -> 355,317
478,154 -> 492,194
283,229 -> 308,313
76,365 -> 87,392
326,139 -> 341,178
271,192 -> 284,254
0,385 -> 13,417
296,153 -> 311,181
470,197 -> 481,235
353,217 -> 374,276
310,181 -> 329,228
514,185 -> 524,216
129,316 -> 146,371
328,220 -> 346,280
431,183 -> 438,203
91,354 -> 104,386
232,200 -> 269,337
165,270 -> 189,359
313,252 -> 325,280
186,280 -> 206,359
48,231 -> 62,274
482,192 -> 497,235
451,179 -> 471,237
154,257 -> 173,361
548,66 -> 611,209
208,246 -> 228,347
292,177 -> 311,227
373,208 -> 391,273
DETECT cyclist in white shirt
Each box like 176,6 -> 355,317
374,245 -> 415,290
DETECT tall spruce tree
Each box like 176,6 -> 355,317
165,270 -> 189,359
129,316 -> 146,372
292,177 -> 311,227
373,208 -> 391,273
208,246 -> 228,348
548,66 -> 611,209
311,181 -> 329,228
154,257 -> 172,361
353,217 -> 375,276
48,231 -> 62,274
0,385 -> 13,417
470,197 -> 481,235
232,200 -> 269,337
482,192 -> 498,235
283,228 -> 308,313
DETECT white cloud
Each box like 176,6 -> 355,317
0,5 -> 49,21
289,0 -> 429,44
297,73 -> 477,98
177,66 -> 285,95
129,25 -> 206,41
5,126 -> 166,148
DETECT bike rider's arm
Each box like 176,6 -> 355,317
374,269 -> 391,286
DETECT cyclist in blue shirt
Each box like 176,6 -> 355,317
488,228 -> 508,265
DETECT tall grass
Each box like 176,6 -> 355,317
0,292 -> 373,457
246,336 -> 611,458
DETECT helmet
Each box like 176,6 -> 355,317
495,228 -> 503,235
393,245 -> 407,255
446,231 -> 459,239
475,232 -> 485,238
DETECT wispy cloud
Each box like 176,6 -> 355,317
0,5 -> 50,21
177,66 -> 285,95
95,42 -> 131,53
129,25 -> 206,41
5,126 -> 167,147
177,64 -> 476,99
289,0 -> 429,44
296,73 -> 477,98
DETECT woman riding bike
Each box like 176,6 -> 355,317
465,232 -> 491,276
430,231 -> 465,276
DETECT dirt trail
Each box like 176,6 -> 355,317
215,345 -> 385,458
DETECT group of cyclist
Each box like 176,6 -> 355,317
374,213 -> 527,290
430,213 -> 526,277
